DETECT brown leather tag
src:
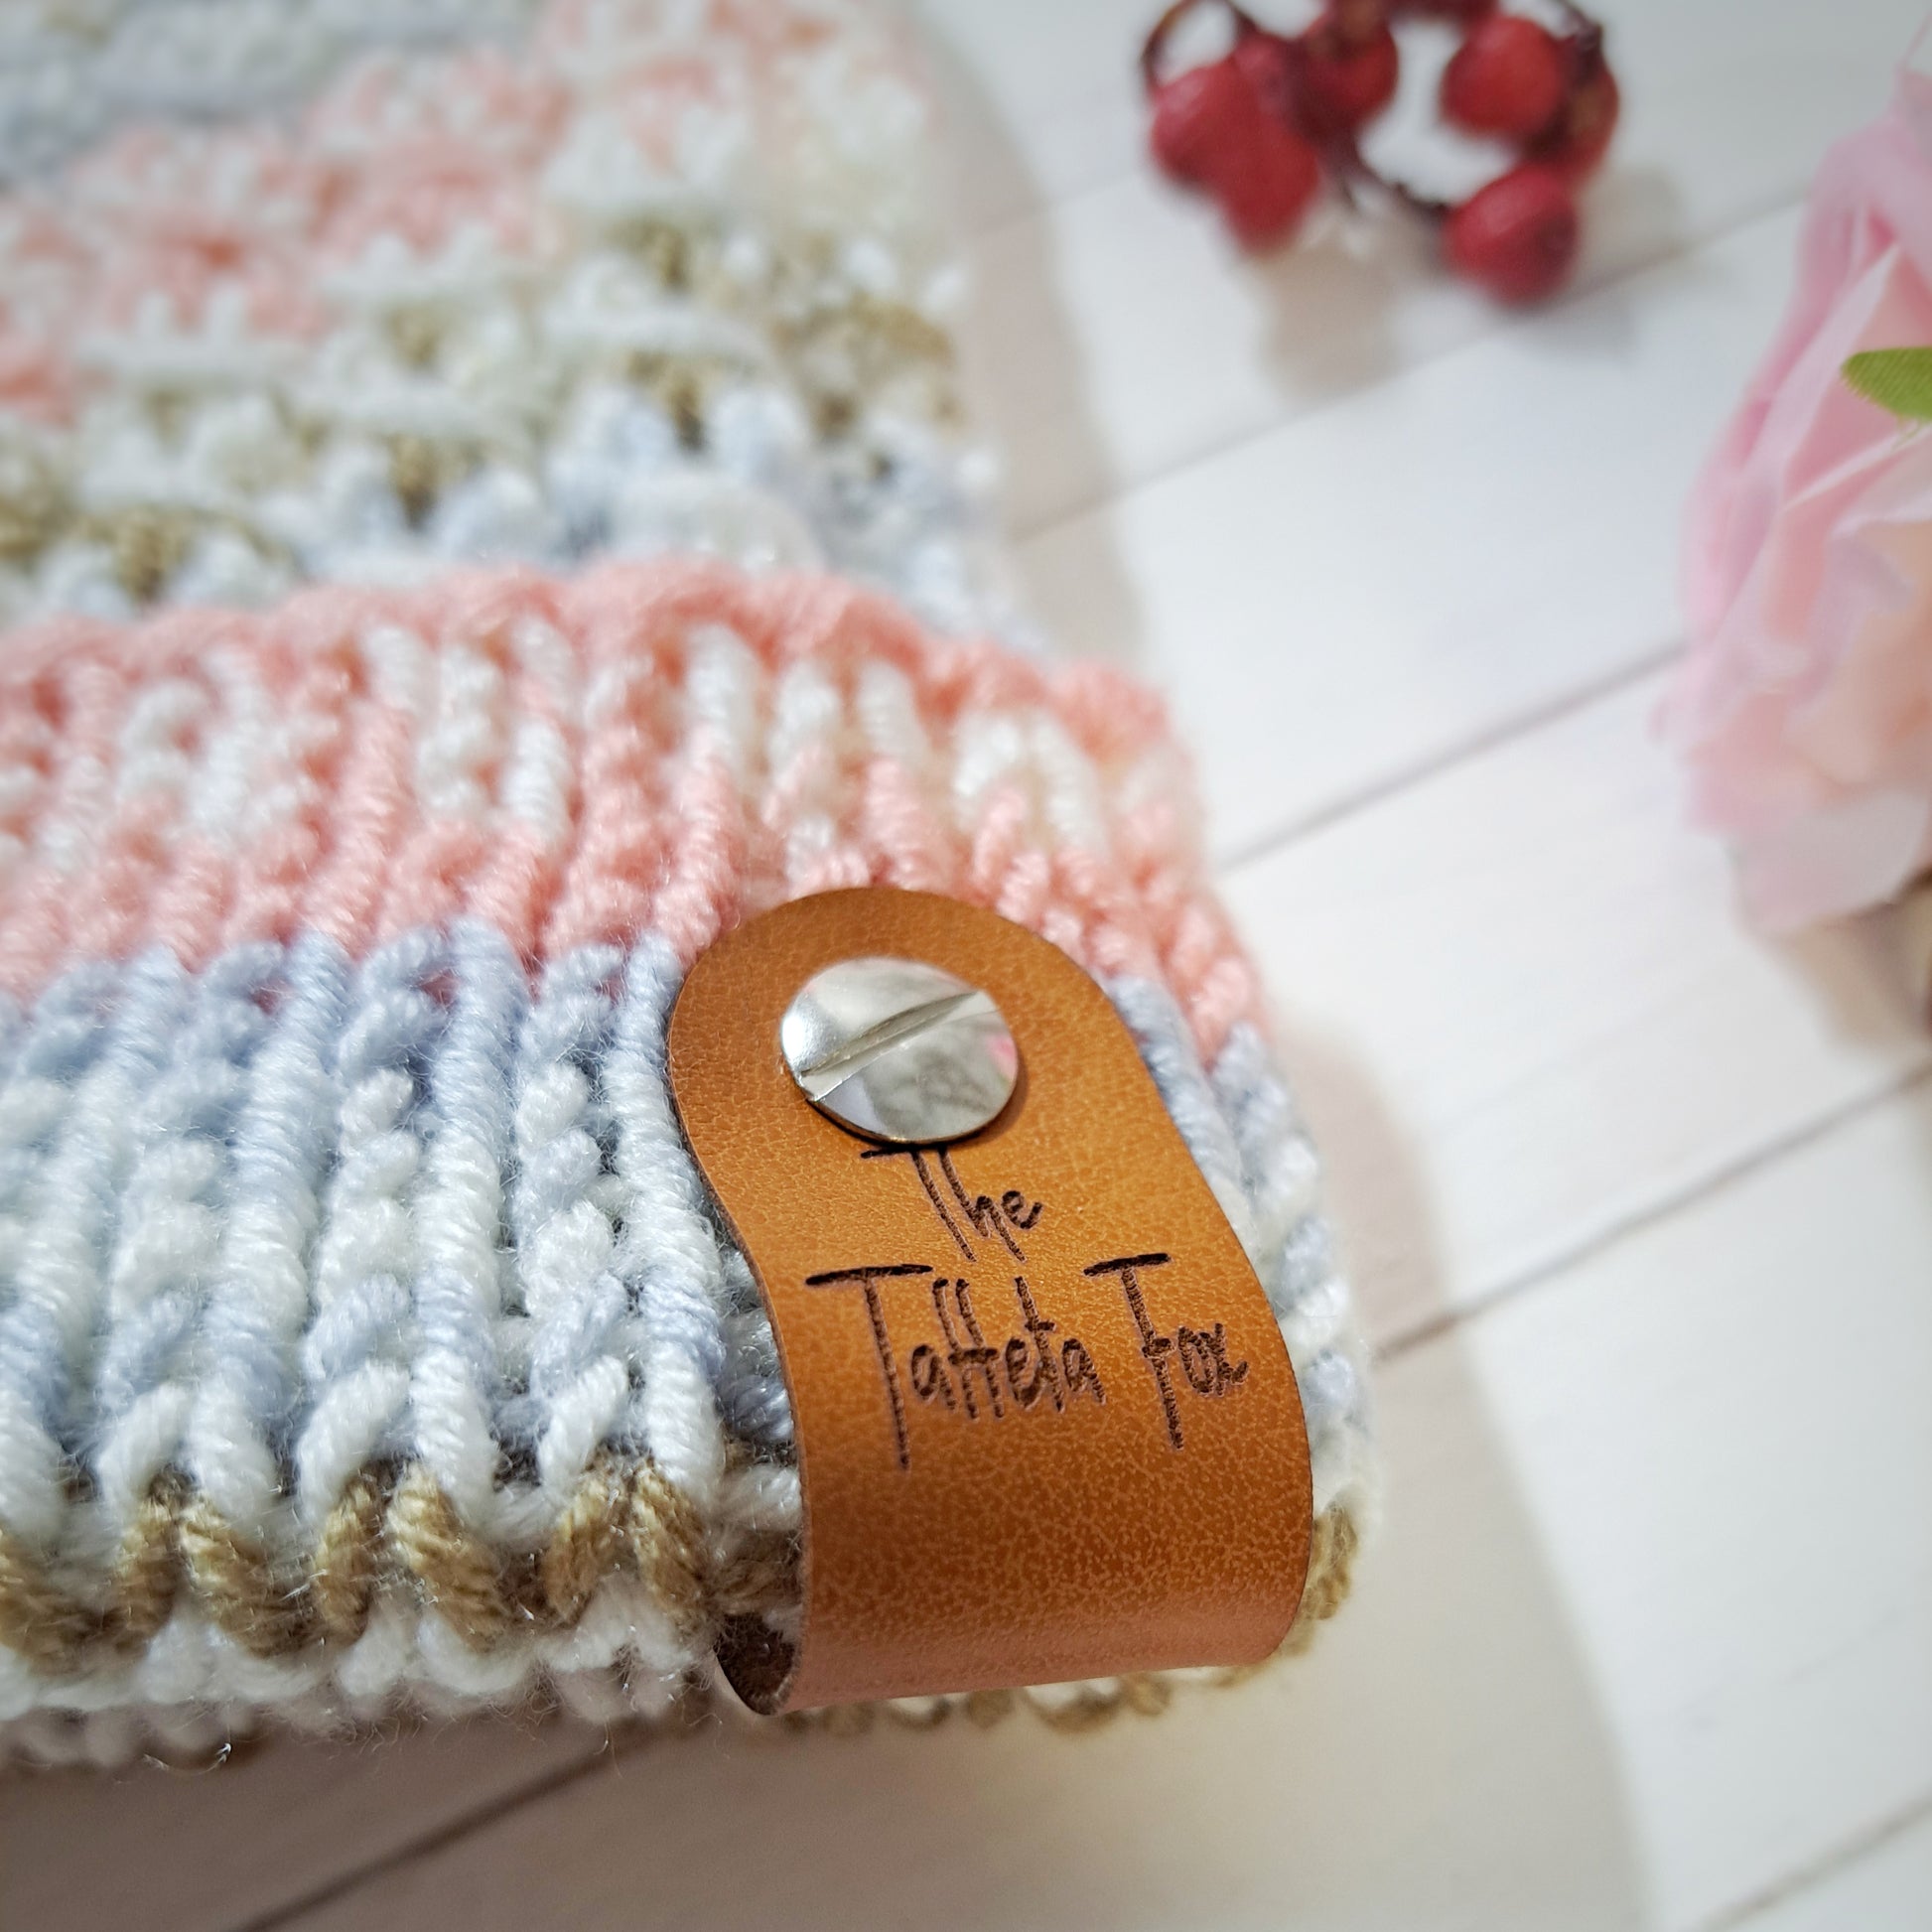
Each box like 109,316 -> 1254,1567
667,888 -> 1312,1713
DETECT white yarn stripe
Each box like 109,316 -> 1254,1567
186,932 -> 348,1536
0,952 -> 188,1545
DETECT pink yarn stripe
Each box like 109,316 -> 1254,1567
299,704 -> 418,959
0,560 -> 1262,1061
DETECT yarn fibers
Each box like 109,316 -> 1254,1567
0,0 -> 1375,1766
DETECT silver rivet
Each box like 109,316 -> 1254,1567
779,956 -> 1019,1145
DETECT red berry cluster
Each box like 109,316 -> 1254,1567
1143,0 -> 1618,303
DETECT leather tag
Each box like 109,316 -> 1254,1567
667,888 -> 1312,1713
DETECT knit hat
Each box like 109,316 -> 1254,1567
0,0 -> 1022,644
0,0 -> 1374,1767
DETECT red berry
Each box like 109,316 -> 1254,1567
1395,0 -> 1495,19
1148,45 -> 1320,250
1299,12 -> 1400,134
1149,58 -> 1257,186
1532,61 -> 1620,180
1232,29 -> 1300,129
1326,0 -> 1390,43
1444,164 -> 1579,303
1440,14 -> 1569,139
1215,115 -> 1323,249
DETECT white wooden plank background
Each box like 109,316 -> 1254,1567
1726,1809 -> 1932,1932
265,1084 -> 1932,1932
4,3 -> 1929,1928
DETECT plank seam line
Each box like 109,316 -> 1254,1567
178,148 -> 1837,1932
1001,188 -> 1806,547
224,1729 -> 652,1932
1215,644 -> 1677,877
239,1054 -> 1932,1928
1690,1784 -> 1932,1932
1379,1057 -> 1932,1363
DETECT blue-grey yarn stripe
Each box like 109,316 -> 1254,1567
0,930 -> 1367,1592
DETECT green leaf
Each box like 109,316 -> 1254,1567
1841,347 -> 1932,422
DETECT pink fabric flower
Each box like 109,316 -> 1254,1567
1667,51 -> 1932,927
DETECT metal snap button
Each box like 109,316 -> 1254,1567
779,955 -> 1019,1144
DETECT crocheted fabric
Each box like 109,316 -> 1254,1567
0,1 -> 1375,1767
0,563 -> 1374,1760
0,0 -> 1027,645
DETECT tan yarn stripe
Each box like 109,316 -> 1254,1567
177,1494 -> 316,1657
1283,1506 -> 1358,1654
538,1453 -> 626,1631
0,1470 -> 192,1668
0,1479 -> 1357,1725
0,1528 -> 99,1673
629,1458 -> 709,1638
709,1528 -> 798,1621
312,1469 -> 386,1646
386,1465 -> 520,1648
0,1452 -> 789,1681
106,1468 -> 188,1651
